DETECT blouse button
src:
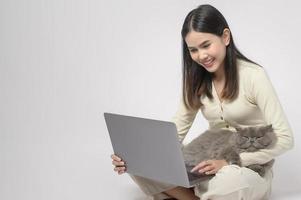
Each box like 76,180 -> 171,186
220,116 -> 224,120
226,125 -> 229,128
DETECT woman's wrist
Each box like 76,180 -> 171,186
225,160 -> 232,165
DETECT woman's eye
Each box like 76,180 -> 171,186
189,49 -> 197,53
203,44 -> 210,48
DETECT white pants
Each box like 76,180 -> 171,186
130,165 -> 273,200
195,165 -> 272,200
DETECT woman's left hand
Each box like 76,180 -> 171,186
191,159 -> 228,175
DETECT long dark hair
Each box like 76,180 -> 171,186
181,4 -> 258,110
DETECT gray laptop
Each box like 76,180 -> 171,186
104,112 -> 212,187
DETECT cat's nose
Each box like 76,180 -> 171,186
250,138 -> 256,142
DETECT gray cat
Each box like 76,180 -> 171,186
182,125 -> 276,177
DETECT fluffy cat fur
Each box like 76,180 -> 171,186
182,125 -> 277,177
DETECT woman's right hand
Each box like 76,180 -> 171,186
111,154 -> 126,175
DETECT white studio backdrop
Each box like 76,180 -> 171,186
1,0 -> 300,199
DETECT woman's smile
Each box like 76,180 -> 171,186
202,58 -> 215,68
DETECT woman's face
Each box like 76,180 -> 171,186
184,29 -> 230,74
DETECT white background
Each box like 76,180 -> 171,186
1,0 -> 300,199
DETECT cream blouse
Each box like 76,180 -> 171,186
172,59 -> 294,166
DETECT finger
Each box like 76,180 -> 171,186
205,169 -> 216,175
111,154 -> 122,161
112,160 -> 125,166
191,161 -> 206,172
114,167 -> 126,172
199,165 -> 214,174
118,170 -> 125,175
191,160 -> 211,172
114,166 -> 122,171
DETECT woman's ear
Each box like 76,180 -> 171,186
222,28 -> 231,46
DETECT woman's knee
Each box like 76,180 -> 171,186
211,165 -> 265,189
202,165 -> 267,198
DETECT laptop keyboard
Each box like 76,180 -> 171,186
185,164 -> 213,183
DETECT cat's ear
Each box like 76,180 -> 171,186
235,127 -> 243,132
263,124 -> 273,131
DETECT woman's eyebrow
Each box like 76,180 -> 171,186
188,40 -> 210,49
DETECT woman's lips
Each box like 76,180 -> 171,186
202,58 -> 214,68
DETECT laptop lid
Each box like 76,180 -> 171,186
104,112 -> 191,187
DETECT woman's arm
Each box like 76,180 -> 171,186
240,67 -> 294,166
171,98 -> 198,143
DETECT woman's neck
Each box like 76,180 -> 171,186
213,63 -> 225,83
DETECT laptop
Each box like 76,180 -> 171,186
104,112 -> 212,187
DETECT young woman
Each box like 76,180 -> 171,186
110,4 -> 294,200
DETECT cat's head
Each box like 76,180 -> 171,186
232,125 -> 277,152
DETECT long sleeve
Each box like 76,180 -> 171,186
171,97 -> 198,143
240,67 -> 294,166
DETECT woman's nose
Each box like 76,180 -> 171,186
198,51 -> 208,62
